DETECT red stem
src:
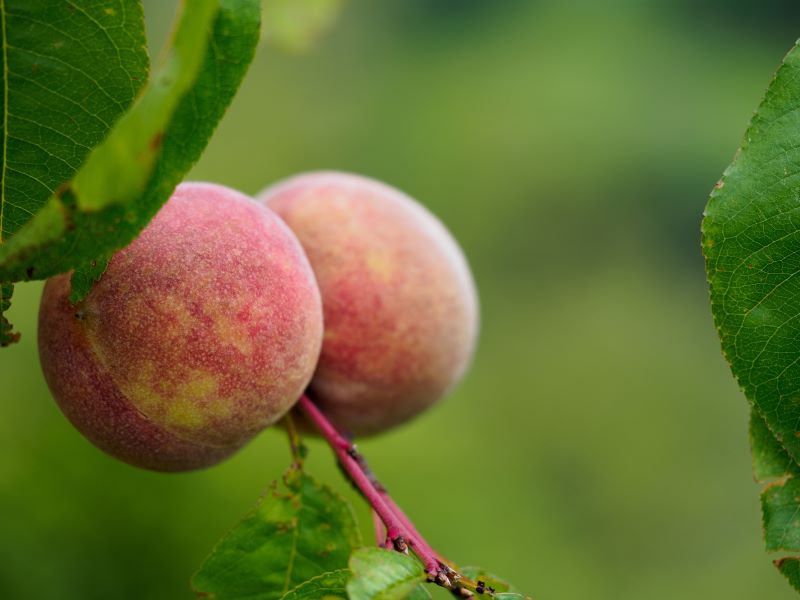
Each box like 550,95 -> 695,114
297,394 -> 443,578
372,509 -> 388,547
379,494 -> 434,558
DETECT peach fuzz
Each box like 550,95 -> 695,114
259,171 -> 479,436
38,182 -> 323,472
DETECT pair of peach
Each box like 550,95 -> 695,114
38,173 -> 479,471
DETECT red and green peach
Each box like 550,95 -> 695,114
38,182 -> 323,471
259,171 -> 479,436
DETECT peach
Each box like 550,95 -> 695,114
259,172 -> 479,436
38,182 -> 323,471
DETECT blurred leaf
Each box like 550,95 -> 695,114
192,467 -> 362,600
280,569 -> 349,599
0,283 -> 18,346
262,0 -> 344,53
703,40 -> 800,592
346,547 -> 428,600
776,557 -> 800,593
0,0 -> 148,343
0,0 -> 261,303
404,585 -> 432,600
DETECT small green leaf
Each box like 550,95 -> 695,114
755,409 -> 800,553
763,475 -> 800,552
0,282 -> 18,346
346,547 -> 427,600
776,557 -> 800,593
192,467 -> 362,600
0,0 -> 260,290
280,569 -> 350,599
262,0 -> 344,53
750,408 -> 799,483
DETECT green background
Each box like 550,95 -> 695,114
2,1 -> 798,598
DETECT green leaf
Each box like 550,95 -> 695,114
750,408 -> 799,483
0,282 -> 18,346
0,0 -> 260,295
776,557 -> 800,593
262,0 -> 344,53
69,256 -> 109,303
703,40 -> 800,467
192,467 -> 362,600
762,475 -> 800,552
0,0 -> 148,343
346,548 -> 428,600
280,569 -> 350,600
703,41 -> 800,593
750,408 -> 800,576
0,0 -> 148,244
403,585 -> 432,600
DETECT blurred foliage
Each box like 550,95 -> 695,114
2,0 -> 799,598
262,0 -> 345,53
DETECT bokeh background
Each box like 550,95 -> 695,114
3,1 -> 800,598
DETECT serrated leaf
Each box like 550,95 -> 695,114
262,0 -> 344,53
776,557 -> 800,593
751,408 -> 799,483
703,41 -> 800,594
192,467 -> 362,600
346,547 -> 428,600
0,0 -> 260,296
703,40 -> 800,468
0,282 -> 18,346
763,475 -> 800,552
280,569 -> 350,600
751,409 -> 800,572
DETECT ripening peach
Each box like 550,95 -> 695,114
38,182 -> 323,471
259,171 -> 478,436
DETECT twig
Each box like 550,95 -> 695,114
297,394 -> 448,583
372,509 -> 390,548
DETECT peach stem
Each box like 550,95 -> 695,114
297,394 -> 445,580
371,510 -> 391,548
